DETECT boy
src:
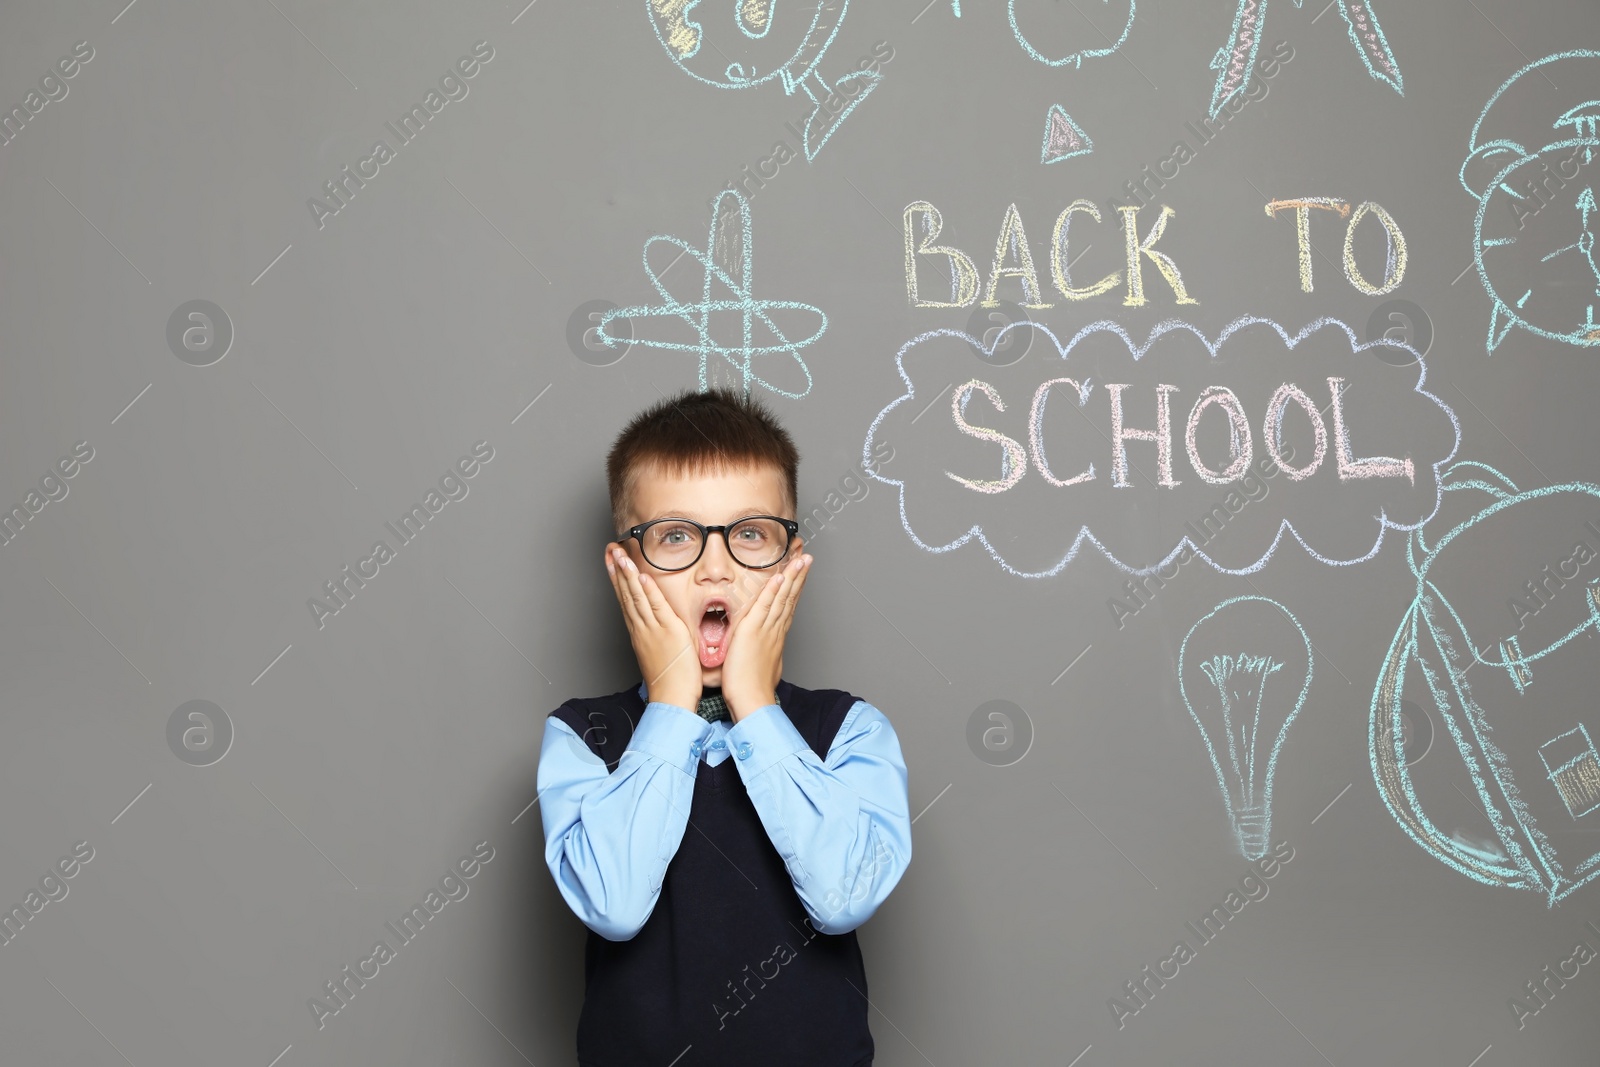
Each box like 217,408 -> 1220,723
537,387 -> 912,1067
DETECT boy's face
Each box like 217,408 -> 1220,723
617,459 -> 802,690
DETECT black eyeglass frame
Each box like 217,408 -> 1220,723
616,515 -> 801,573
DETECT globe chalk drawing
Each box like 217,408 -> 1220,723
646,0 -> 880,160
1179,596 -> 1313,860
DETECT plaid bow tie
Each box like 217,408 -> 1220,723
691,688 -> 780,722
695,688 -> 731,723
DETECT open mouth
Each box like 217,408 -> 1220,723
698,599 -> 730,668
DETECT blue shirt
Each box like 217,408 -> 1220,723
537,681 -> 912,941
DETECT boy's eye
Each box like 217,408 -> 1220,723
648,521 -> 700,547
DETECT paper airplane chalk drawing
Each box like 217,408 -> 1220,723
1179,596 -> 1313,860
646,0 -> 881,159
595,189 -> 823,399
1041,105 -> 1094,164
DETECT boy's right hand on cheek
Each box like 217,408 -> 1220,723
605,545 -> 702,713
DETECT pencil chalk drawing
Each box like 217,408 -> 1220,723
1211,0 -> 1401,120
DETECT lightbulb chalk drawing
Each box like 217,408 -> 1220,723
646,0 -> 880,160
1179,596 -> 1313,860
1371,461 -> 1600,906
595,189 -> 824,400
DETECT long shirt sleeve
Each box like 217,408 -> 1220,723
538,684 -> 912,941
537,699 -> 708,941
724,698 -> 912,934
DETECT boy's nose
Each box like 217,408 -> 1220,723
697,531 -> 738,572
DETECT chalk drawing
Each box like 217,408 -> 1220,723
904,200 -> 1197,309
1266,199 -> 1353,293
1008,0 -> 1136,69
1180,596 -> 1313,860
1041,105 -> 1095,164
1370,462 -> 1600,906
595,189 -> 823,399
646,0 -> 880,159
1461,50 -> 1600,352
1210,0 -> 1401,120
859,315 -> 1460,577
1540,726 -> 1600,821
1265,197 -> 1409,294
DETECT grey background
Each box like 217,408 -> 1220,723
1,0 -> 1597,1064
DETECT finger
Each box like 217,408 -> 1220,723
748,564 -> 789,635
611,547 -> 653,631
636,570 -> 685,634
773,555 -> 806,627
604,545 -> 636,621
621,557 -> 665,631
774,554 -> 810,626
728,568 -> 770,623
726,570 -> 779,645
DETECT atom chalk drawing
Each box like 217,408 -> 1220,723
1371,463 -> 1600,906
645,0 -> 881,159
1179,597 -> 1313,860
1461,50 -> 1600,353
595,189 -> 824,400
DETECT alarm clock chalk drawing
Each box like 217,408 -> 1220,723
1461,50 -> 1600,353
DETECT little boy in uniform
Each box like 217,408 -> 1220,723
537,387 -> 912,1067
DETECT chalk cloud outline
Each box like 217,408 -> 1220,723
860,315 -> 1461,577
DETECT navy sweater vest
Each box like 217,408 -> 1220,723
550,679 -> 875,1067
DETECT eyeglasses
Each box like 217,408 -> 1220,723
617,515 -> 799,572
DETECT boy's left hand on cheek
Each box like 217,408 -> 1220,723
721,552 -> 811,722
